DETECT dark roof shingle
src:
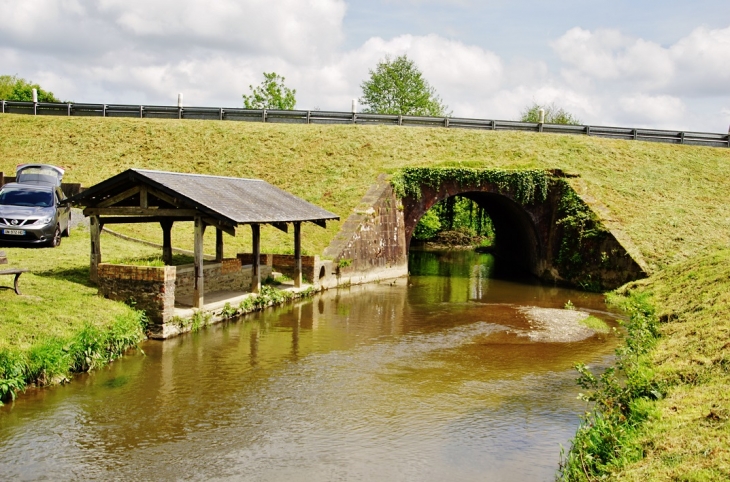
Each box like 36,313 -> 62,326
70,169 -> 339,225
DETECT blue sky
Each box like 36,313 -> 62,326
344,1 -> 730,52
1,0 -> 728,131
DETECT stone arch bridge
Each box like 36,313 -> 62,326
324,169 -> 646,290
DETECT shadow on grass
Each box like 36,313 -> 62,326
34,265 -> 96,288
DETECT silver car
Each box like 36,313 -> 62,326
0,165 -> 71,247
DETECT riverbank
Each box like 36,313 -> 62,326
561,249 -> 730,480
0,228 -> 313,403
2,115 -> 730,476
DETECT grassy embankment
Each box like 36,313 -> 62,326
1,114 -> 730,477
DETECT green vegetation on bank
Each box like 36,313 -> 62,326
0,229 -> 162,402
561,250 -> 730,480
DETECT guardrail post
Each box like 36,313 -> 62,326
398,115 -> 403,126
67,103 -> 72,116
32,88 -> 38,115
263,109 -> 267,123
680,132 -> 685,144
633,129 -> 638,140
219,108 -> 223,121
140,105 -> 144,118
445,117 -> 449,128
491,120 -> 496,130
103,104 -> 107,117
1,100 -> 5,114
306,111 -> 311,124
586,126 -> 591,136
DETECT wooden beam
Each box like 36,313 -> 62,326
146,186 -> 186,208
97,186 -> 140,208
215,228 -> 223,262
251,223 -> 261,294
89,215 -> 102,284
271,222 -> 288,233
201,216 -> 236,237
160,220 -> 173,265
193,217 -> 206,309
294,221 -> 302,288
98,216 -> 194,224
84,207 -> 199,217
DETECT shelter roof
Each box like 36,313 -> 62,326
69,168 -> 339,226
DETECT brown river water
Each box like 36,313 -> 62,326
0,251 -> 621,481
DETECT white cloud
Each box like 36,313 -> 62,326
0,0 -> 347,61
618,94 -> 687,125
0,2 -> 729,132
553,25 -> 730,96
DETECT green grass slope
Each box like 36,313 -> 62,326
2,114 -> 729,269
2,115 -> 730,477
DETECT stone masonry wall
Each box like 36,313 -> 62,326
323,174 -> 408,286
237,253 -> 320,283
97,264 -> 176,325
174,258 -> 267,297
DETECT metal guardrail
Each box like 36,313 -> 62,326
2,100 -> 728,148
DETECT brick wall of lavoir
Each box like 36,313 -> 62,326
96,264 -> 176,325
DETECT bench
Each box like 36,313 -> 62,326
0,251 -> 29,295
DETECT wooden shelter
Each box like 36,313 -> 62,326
69,169 -> 338,308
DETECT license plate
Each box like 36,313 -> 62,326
2,229 -> 25,235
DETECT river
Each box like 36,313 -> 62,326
0,250 -> 620,481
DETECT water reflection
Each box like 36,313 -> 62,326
0,251 -> 619,481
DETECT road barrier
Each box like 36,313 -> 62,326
2,100 -> 728,148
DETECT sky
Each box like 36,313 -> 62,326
1,0 -> 729,132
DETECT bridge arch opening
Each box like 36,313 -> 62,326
406,191 -> 543,277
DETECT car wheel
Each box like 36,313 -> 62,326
48,225 -> 62,247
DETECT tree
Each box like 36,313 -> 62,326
360,54 -> 449,117
242,72 -> 296,110
520,102 -> 581,125
0,75 -> 61,102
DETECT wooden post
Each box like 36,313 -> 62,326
139,186 -> 148,208
251,223 -> 261,294
193,217 -> 206,308
89,215 -> 102,283
294,222 -> 302,288
215,228 -> 224,262
160,220 -> 173,265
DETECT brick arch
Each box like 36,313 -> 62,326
402,179 -> 553,276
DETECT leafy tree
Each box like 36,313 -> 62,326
520,102 -> 581,125
360,54 -> 449,117
413,210 -> 441,240
242,72 -> 296,110
414,196 -> 494,242
0,75 -> 60,102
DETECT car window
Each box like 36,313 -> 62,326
0,189 -> 54,207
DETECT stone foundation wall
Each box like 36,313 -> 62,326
97,264 -> 176,324
323,174 -> 409,287
175,258 -> 268,297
